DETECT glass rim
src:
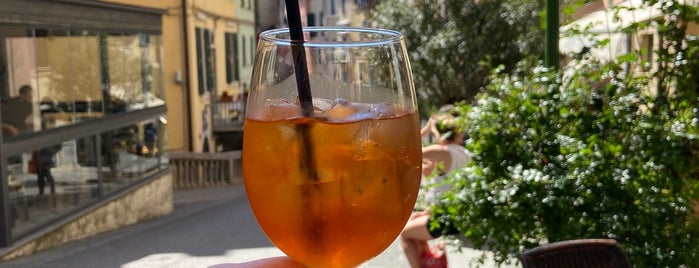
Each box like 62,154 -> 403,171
259,27 -> 403,47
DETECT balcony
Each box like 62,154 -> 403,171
211,99 -> 245,132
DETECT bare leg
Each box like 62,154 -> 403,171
401,212 -> 436,268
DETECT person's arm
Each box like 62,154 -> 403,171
420,116 -> 441,141
422,159 -> 436,177
2,123 -> 19,137
421,144 -> 451,176
430,124 -> 441,141
420,118 -> 432,137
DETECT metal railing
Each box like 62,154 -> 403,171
169,151 -> 242,188
211,100 -> 245,132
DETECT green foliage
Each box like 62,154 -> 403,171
432,0 -> 699,267
369,0 -> 544,116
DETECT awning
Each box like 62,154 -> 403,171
0,0 -> 163,33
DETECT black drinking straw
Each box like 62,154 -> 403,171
285,2 -> 322,253
285,0 -> 314,117
285,0 -> 319,184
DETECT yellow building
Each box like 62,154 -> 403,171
107,0 -> 249,153
561,0 -> 698,62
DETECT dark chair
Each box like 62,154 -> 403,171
519,239 -> 632,268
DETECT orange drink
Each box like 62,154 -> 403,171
246,26 -> 419,267
243,101 -> 422,268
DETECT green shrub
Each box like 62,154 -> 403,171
432,1 -> 699,267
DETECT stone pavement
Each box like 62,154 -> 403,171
0,185 -> 520,268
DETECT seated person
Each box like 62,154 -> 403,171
2,84 -> 34,137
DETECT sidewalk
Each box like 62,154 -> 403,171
1,185 -> 520,268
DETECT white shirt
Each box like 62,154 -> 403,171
423,144 -> 471,205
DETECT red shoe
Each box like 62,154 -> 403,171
420,245 -> 448,268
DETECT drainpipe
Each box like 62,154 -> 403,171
182,0 -> 193,151
545,0 -> 559,69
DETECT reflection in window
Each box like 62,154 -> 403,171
101,119 -> 163,183
1,28 -> 165,136
5,116 -> 165,238
2,25 -> 167,241
2,29 -> 40,136
1,85 -> 33,136
6,139 -> 101,237
35,29 -> 101,127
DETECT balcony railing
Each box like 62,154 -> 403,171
211,99 -> 245,132
169,151 -> 242,188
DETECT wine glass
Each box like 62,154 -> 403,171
243,27 -> 422,268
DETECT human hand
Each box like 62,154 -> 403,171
422,160 -> 435,177
208,256 -> 306,268
410,209 -> 431,219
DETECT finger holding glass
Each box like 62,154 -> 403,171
208,256 -> 306,268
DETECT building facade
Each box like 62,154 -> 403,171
0,0 -> 172,259
277,0 -> 371,29
560,0 -> 698,62
107,0 -> 251,154
212,0 -> 255,151
179,0 -> 243,152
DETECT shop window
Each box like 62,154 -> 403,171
2,24 -> 167,241
6,116 -> 166,238
1,28 -> 164,137
0,1 -> 167,247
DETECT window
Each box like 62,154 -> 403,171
249,36 -> 254,66
308,14 -> 317,37
5,116 -> 165,239
225,32 -> 239,84
1,25 -> 166,243
308,13 -> 316,27
2,29 -> 164,134
640,34 -> 653,72
242,34 -> 247,66
195,27 -> 215,94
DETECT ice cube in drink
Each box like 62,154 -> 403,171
243,99 -> 422,268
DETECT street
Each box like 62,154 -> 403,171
0,185 -> 518,268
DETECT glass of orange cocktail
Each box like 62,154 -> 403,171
243,27 -> 421,268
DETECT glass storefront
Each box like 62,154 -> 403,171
0,2 -> 167,246
6,116 -> 166,238
1,28 -> 165,132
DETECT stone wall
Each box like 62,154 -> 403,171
1,173 -> 173,261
